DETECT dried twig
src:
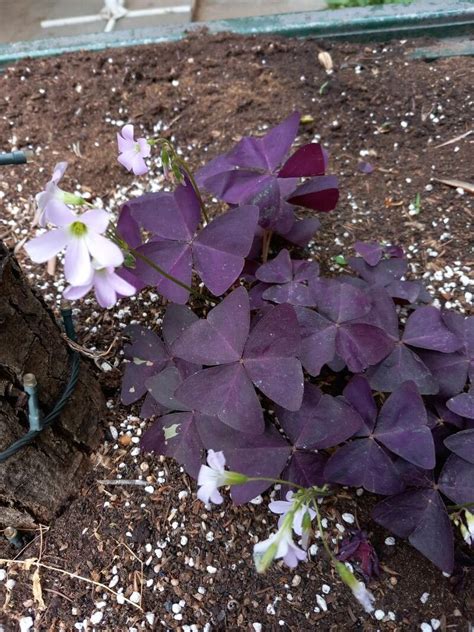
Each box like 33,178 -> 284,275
433,130 -> 472,149
97,479 -> 149,487
433,178 -> 474,195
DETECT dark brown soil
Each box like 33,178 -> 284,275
0,33 -> 473,631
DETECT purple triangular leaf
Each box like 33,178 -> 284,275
280,451 -> 328,495
193,205 -> 259,295
175,364 -> 264,434
276,383 -> 363,449
343,375 -> 377,433
354,242 -> 383,266
349,256 -> 407,287
447,390 -> 474,419
172,287 -> 250,365
336,323 -> 394,373
444,429 -> 474,464
417,350 -> 468,398
278,217 -> 321,247
324,440 -> 404,495
141,411 -> 207,478
243,304 -> 304,410
262,282 -> 315,307
287,175 -> 339,212
403,307 -> 461,352
296,307 -> 337,377
162,304 -> 199,348
146,365 -> 190,412
366,345 -> 438,395
375,382 -> 435,469
135,240 -> 192,304
140,392 -> 168,419
438,454 -> 474,504
279,143 -> 327,178
256,249 -> 293,284
372,490 -> 454,573
316,280 -> 372,323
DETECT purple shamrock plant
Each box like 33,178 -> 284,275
22,114 -> 474,604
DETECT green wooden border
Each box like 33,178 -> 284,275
0,0 -> 473,64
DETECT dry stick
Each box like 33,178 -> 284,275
0,558 -> 142,610
98,479 -> 149,487
433,130 -> 472,149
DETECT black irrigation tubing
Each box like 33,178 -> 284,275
0,309 -> 80,463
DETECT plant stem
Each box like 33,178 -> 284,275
261,230 -> 273,263
312,497 -> 337,563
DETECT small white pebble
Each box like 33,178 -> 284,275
19,617 -> 34,632
316,595 -> 327,611
129,591 -> 141,604
144,485 -> 154,494
420,592 -> 430,604
375,609 -> 385,620
90,611 -> 103,625
0,570 -> 6,581
146,613 -> 155,626
5,579 -> 15,590
420,624 -> 432,632
252,624 -> 262,632
385,537 -> 396,546
322,584 -> 331,594
431,619 -> 441,630
172,603 -> 182,614
341,513 -> 355,524
207,565 -> 217,574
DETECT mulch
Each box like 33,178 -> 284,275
0,32 -> 472,631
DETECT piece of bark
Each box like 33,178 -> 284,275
0,242 -> 105,528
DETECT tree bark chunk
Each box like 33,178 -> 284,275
0,243 -> 105,528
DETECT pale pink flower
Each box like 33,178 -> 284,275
25,207 -> 123,286
35,162 -> 84,227
269,491 -> 316,539
197,450 -> 248,505
63,260 -> 136,308
117,124 -> 150,175
254,528 -> 307,573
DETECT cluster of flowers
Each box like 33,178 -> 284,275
25,124 -> 152,307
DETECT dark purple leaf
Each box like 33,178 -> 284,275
287,175 -> 339,212
121,325 -> 168,405
172,287 -> 250,365
335,323 -> 394,374
403,307 -> 461,352
418,350 -> 468,398
276,383 -> 363,449
256,249 -> 293,284
375,382 -> 435,469
444,429 -> 474,464
349,256 -> 407,286
354,241 -> 383,266
438,454 -> 474,504
372,489 -> 454,573
337,531 -> 380,581
279,143 -> 327,178
277,217 -> 321,247
316,280 -> 371,323
366,344 -> 438,395
193,204 -> 259,295
296,307 -> 337,377
176,363 -> 264,434
243,304 -> 304,411
140,392 -> 168,419
280,451 -> 328,493
141,411 -> 210,478
324,439 -> 404,495
343,375 -> 378,433
162,304 -> 199,348
447,390 -> 474,419
146,365 -> 190,412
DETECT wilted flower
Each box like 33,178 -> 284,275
456,509 -> 474,546
197,450 -> 248,505
25,207 -> 123,286
63,260 -> 136,308
336,561 -> 375,614
254,527 -> 307,573
269,490 -> 316,544
337,530 -> 380,581
35,162 -> 85,227
117,124 -> 151,176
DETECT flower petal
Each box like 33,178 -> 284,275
81,208 -> 110,234
85,233 -> 124,267
207,449 -> 226,471
107,270 -> 136,297
63,283 -> 93,301
44,199 -> 76,227
24,228 -> 69,262
64,237 -> 93,285
94,272 -> 118,308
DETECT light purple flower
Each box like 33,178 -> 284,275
35,162 -> 85,227
117,124 -> 151,176
197,450 -> 248,505
269,491 -> 316,538
254,528 -> 307,573
25,207 -> 123,286
63,261 -> 136,308
336,562 -> 375,614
